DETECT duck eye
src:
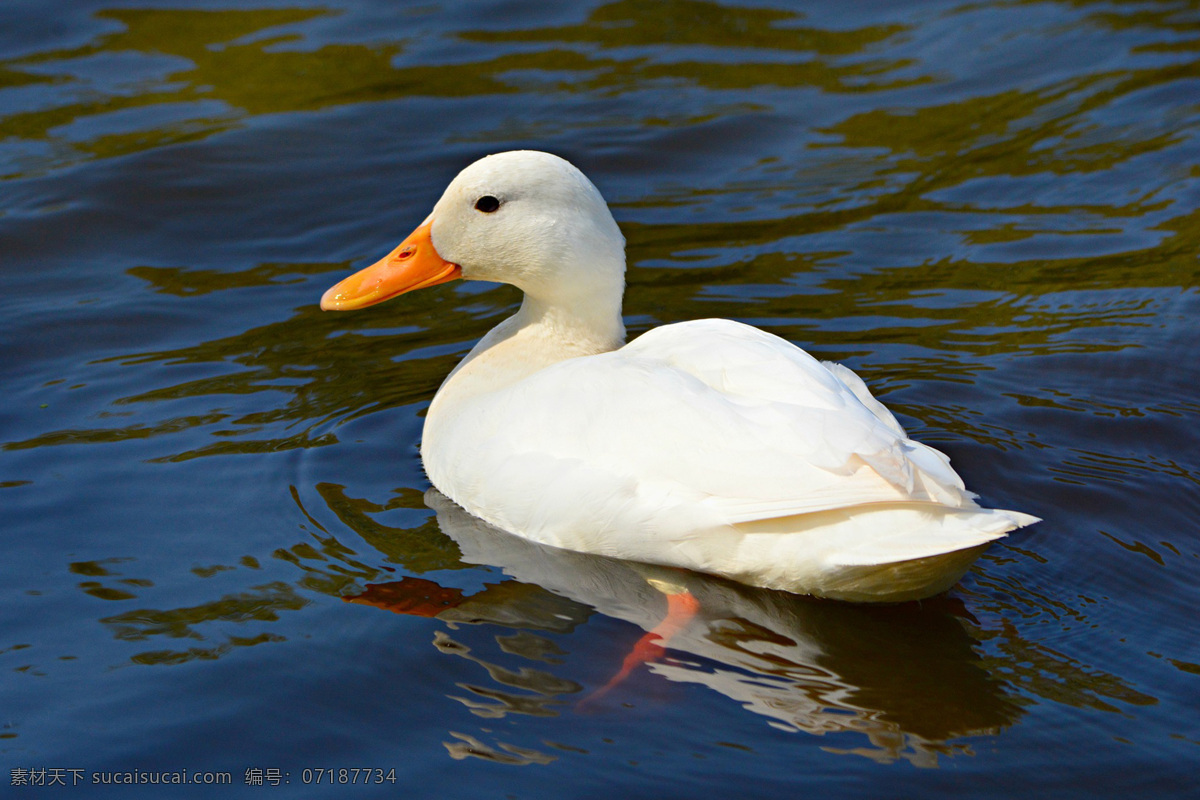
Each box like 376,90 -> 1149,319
474,195 -> 500,213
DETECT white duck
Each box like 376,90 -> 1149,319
322,150 -> 1038,602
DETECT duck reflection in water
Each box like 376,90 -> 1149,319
346,490 -> 1022,766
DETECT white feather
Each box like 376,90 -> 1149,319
340,151 -> 1040,601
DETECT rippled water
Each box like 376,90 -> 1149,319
2,0 -> 1198,796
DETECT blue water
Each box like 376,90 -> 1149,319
2,0 -> 1199,797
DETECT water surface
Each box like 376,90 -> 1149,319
2,0 -> 1198,797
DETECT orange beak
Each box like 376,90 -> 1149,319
320,219 -> 461,311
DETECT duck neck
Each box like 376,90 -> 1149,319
431,280 -> 626,415
510,285 -> 626,357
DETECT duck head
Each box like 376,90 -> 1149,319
321,150 -> 626,312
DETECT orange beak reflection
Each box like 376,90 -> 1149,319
320,219 -> 461,311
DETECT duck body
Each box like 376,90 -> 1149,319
322,150 -> 1039,602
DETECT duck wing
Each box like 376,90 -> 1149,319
433,320 -> 980,537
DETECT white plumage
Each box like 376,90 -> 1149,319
322,150 -> 1039,602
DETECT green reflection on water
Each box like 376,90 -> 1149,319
0,66 -> 56,89
0,1 -> 927,177
128,263 -> 342,297
100,579 -> 307,638
127,632 -> 286,666
2,263 -> 497,457
2,7 -> 401,173
463,0 -> 904,54
822,75 -> 1194,181
312,482 -> 464,573
458,0 -> 924,94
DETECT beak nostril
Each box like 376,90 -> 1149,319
396,245 -> 418,261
